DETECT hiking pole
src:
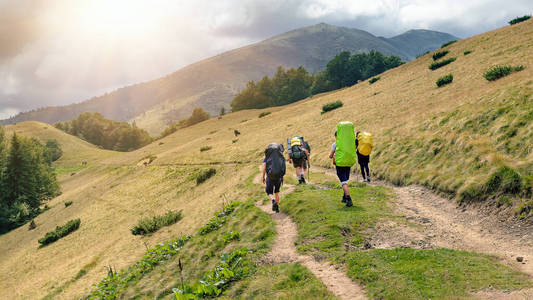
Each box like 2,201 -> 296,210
307,160 -> 310,183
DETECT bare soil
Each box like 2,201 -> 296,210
253,172 -> 367,300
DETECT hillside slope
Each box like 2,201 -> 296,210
0,20 -> 531,299
1,23 -> 457,135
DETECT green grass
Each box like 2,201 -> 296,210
130,210 -> 183,235
200,146 -> 212,152
428,57 -> 456,70
484,65 -> 525,81
321,101 -> 343,114
196,168 -> 217,185
54,164 -> 87,176
509,15 -> 531,25
258,111 -> 271,118
369,77 -> 380,84
281,184 -> 532,299
38,219 -> 81,246
441,40 -> 457,48
225,263 -> 336,299
432,50 -> 449,60
345,248 -> 531,299
464,50 -> 472,55
436,74 -> 453,87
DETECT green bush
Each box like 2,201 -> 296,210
321,101 -> 343,114
258,111 -> 271,118
441,40 -> 457,48
38,218 -> 80,246
64,201 -> 73,207
200,146 -> 212,152
369,77 -> 380,84
436,74 -> 453,87
429,58 -> 456,70
464,50 -> 472,55
509,15 -> 531,25
196,168 -> 217,185
485,166 -> 522,195
198,202 -> 240,235
131,210 -> 183,235
432,50 -> 449,60
484,65 -> 524,81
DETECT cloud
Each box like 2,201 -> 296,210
0,0 -> 532,117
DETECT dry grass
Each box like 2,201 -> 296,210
1,19 -> 532,299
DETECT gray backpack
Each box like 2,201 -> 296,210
265,143 -> 286,181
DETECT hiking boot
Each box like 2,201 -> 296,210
341,194 -> 347,203
367,177 -> 371,183
300,177 -> 306,184
345,196 -> 353,207
273,202 -> 279,213
271,199 -> 276,212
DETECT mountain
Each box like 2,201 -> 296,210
1,19 -> 532,299
0,23 -> 458,134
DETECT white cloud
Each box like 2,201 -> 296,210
0,0 -> 532,117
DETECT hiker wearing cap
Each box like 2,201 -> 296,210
328,122 -> 357,207
356,131 -> 373,182
287,136 -> 310,184
262,143 -> 286,213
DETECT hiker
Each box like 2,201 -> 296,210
262,143 -> 286,213
287,136 -> 310,184
356,131 -> 372,182
328,122 -> 357,207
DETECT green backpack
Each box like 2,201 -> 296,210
334,121 -> 356,167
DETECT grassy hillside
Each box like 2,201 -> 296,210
1,24 -> 457,136
0,19 -> 531,299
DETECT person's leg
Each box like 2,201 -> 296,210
359,163 -> 366,180
273,178 -> 281,212
266,177 -> 276,211
364,163 -> 370,181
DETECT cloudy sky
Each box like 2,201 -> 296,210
1,0 -> 531,119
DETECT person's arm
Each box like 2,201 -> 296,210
304,149 -> 310,159
262,162 -> 266,184
328,149 -> 335,159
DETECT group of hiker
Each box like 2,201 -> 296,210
262,121 -> 372,212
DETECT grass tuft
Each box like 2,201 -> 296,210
464,50 -> 472,55
441,40 -> 457,48
64,201 -> 73,207
196,168 -> 217,185
38,219 -> 81,246
429,57 -> 456,70
509,15 -> 531,25
436,74 -> 453,87
131,210 -> 183,235
432,50 -> 449,60
200,146 -> 212,152
484,65 -> 525,81
258,111 -> 271,118
369,77 -> 380,84
321,101 -> 343,114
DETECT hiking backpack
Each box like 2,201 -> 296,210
334,122 -> 356,167
357,132 -> 373,156
265,143 -> 286,181
288,136 -> 306,160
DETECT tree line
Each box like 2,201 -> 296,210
54,112 -> 152,152
0,128 -> 61,233
158,108 -> 211,139
230,50 -> 403,111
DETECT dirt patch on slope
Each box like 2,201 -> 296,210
253,172 -> 367,300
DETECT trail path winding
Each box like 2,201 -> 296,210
252,172 -> 366,300
315,166 -> 533,299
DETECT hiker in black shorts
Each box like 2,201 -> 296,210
287,136 -> 310,184
262,143 -> 286,213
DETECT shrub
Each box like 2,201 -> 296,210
432,50 -> 449,60
200,146 -> 212,152
321,101 -> 343,114
198,202 -> 240,235
196,168 -> 216,185
232,139 -> 238,143
441,40 -> 457,48
369,77 -> 380,84
485,166 -> 521,195
509,15 -> 531,25
436,74 -> 453,87
38,218 -> 80,246
131,210 -> 183,235
484,65 -> 524,81
464,50 -> 472,55
258,111 -> 271,118
64,201 -> 73,207
429,58 -> 456,70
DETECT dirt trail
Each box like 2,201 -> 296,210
253,172 -> 367,300
315,166 -> 533,299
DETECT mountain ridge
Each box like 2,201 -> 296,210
1,23 -> 458,134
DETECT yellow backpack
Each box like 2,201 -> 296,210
357,132 -> 373,156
